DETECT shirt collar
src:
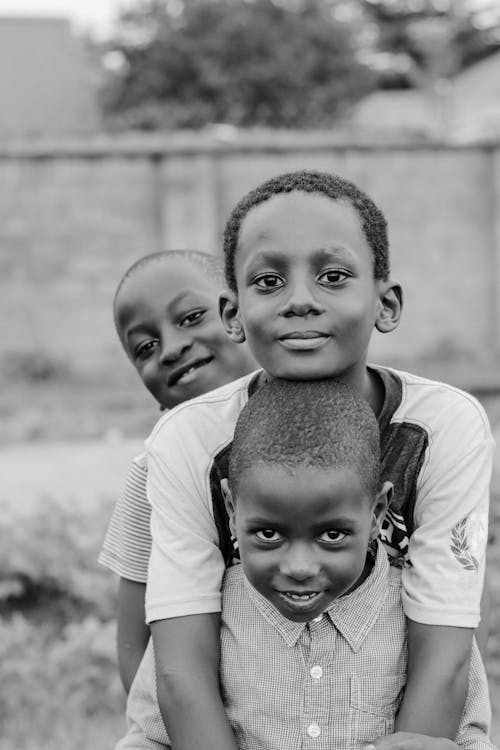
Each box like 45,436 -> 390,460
243,542 -> 390,650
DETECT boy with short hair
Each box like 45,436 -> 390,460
99,250 -> 255,691
144,172 -> 494,750
119,379 -> 492,750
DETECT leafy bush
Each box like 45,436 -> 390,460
0,495 -> 116,620
1,349 -> 71,384
0,494 -> 125,749
0,615 -> 125,748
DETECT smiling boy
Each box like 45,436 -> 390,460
99,250 -> 255,691
143,172 -> 494,750
118,379 -> 492,750
114,251 -> 254,408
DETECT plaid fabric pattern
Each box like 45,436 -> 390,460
118,547 -> 493,750
221,551 -> 406,750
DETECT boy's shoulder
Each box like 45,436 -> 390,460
376,364 -> 492,441
147,369 -> 261,447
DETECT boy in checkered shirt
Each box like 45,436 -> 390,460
118,379 -> 493,750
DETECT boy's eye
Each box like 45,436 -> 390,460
180,309 -> 206,327
135,339 -> 158,359
253,274 -> 284,290
255,529 -> 282,542
317,269 -> 349,286
318,530 -> 346,544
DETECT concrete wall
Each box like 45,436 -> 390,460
1,134 -> 499,390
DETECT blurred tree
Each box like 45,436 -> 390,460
101,0 -> 376,129
358,0 -> 500,89
353,0 -> 500,135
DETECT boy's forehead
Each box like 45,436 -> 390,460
236,463 -> 371,502
238,190 -> 364,253
114,258 -> 221,339
118,258 -> 219,306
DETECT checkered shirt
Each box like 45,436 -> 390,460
118,547 -> 493,750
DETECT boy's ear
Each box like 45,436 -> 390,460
370,481 -> 393,540
220,478 -> 237,537
375,280 -> 403,334
219,289 -> 246,343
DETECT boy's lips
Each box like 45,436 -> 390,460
279,331 -> 330,351
167,355 -> 214,387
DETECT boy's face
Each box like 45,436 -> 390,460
221,191 -> 399,388
225,465 -> 388,622
115,259 -> 254,409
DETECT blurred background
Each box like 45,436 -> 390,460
0,1 -> 499,748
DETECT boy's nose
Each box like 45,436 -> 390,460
280,544 -> 320,581
159,331 -> 193,364
280,282 -> 324,318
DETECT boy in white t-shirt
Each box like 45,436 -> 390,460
144,171 -> 494,750
99,250 -> 255,691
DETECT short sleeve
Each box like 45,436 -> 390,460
145,410 -> 226,624
402,394 -> 494,627
98,453 -> 152,583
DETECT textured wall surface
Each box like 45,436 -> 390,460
1,136 -> 499,388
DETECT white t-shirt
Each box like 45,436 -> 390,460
145,366 -> 494,627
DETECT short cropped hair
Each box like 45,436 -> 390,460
229,378 -> 380,497
113,250 -> 224,324
223,170 -> 389,293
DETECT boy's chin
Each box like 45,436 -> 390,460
269,366 -> 342,382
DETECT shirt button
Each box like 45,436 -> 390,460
310,665 -> 323,679
307,723 -> 321,738
311,614 -> 323,623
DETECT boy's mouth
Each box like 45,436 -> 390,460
279,331 -> 330,351
277,589 -> 323,612
168,356 -> 214,387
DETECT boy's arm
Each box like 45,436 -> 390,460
371,734 -> 459,750
145,414 -> 233,750
98,453 -> 152,692
398,395 -> 493,739
377,636 -> 493,750
151,615 -> 237,750
373,736 -> 493,750
395,622 -> 472,737
117,578 -> 150,693
474,582 -> 490,661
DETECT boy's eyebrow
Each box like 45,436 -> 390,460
313,246 -> 357,262
243,514 -> 281,526
246,246 -> 357,269
311,515 -> 360,529
166,291 -> 196,310
242,513 -> 360,528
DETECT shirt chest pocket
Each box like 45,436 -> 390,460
348,673 -> 406,748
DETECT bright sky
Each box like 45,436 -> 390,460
0,0 -> 497,39
0,0 -> 134,37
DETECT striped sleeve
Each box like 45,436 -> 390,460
98,452 -> 152,583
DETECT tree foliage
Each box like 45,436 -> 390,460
359,0 -> 500,88
102,0 -> 375,129
101,0 -> 500,130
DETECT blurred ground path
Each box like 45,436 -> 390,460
0,437 -> 144,511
